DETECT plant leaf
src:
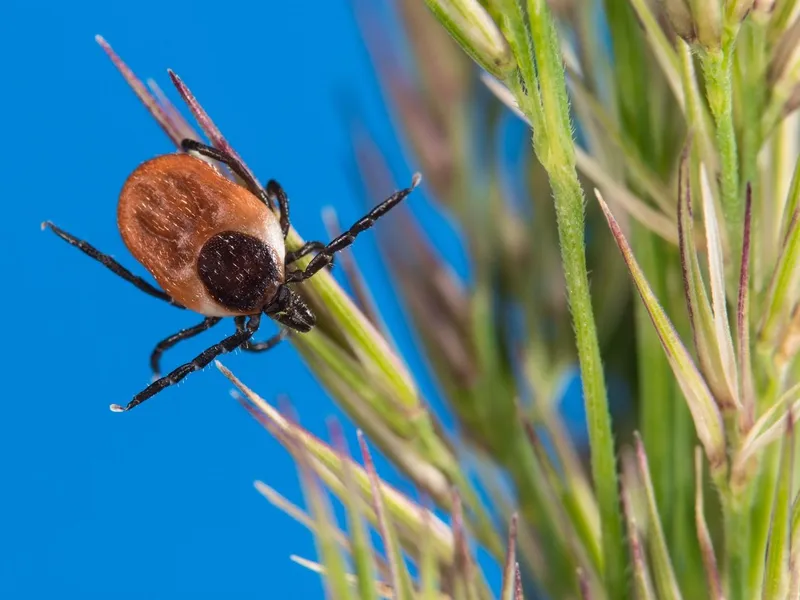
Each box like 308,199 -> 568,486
678,147 -> 733,409
289,555 -> 394,599
418,496 -> 440,600
521,416 -> 602,577
635,434 -> 684,600
621,470 -> 658,600
220,365 -> 456,565
761,412 -> 795,600
625,0 -> 684,106
699,165 -> 740,409
735,382 -> 800,477
329,420 -> 380,600
779,154 -> 800,242
788,490 -> 800,597
254,481 -> 359,559
759,203 -> 800,353
286,418 -> 355,600
359,432 -> 417,600
595,190 -> 727,473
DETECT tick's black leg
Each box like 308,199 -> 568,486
266,180 -> 291,239
111,314 -> 262,413
285,174 -> 421,283
285,241 -> 326,264
42,221 -> 185,309
181,139 -> 274,210
182,141 -> 292,236
243,330 -> 290,352
242,332 -> 288,352
285,242 -> 335,273
150,317 -> 222,378
233,316 -> 291,352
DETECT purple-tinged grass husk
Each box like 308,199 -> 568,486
220,363 -> 457,567
698,164 -> 740,411
513,564 -> 524,600
676,141 -> 739,412
596,189 -> 727,476
329,419 -> 382,600
634,434 -> 683,599
358,432 -> 416,600
694,448 -> 724,600
284,410 -> 356,600
576,567 -> 592,600
620,466 -> 658,600
95,36 -> 184,146
145,78 -> 198,144
167,70 -> 260,190
737,184 -> 755,433
499,514 -> 518,600
450,491 -> 480,600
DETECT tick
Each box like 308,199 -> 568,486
44,139 -> 420,413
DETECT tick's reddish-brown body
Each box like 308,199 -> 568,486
117,153 -> 285,317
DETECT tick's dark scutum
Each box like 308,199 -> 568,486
197,231 -> 281,313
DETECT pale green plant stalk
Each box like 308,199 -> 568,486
89,0 -> 800,597
489,2 -> 625,595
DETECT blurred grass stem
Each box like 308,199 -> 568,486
493,1 -> 624,595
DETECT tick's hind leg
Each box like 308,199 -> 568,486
265,180 -> 291,238
285,174 -> 421,283
181,140 -> 293,240
42,221 -> 184,309
242,330 -> 289,352
150,317 -> 223,378
234,316 -> 290,352
111,315 -> 262,413
181,139 -> 273,207
285,242 -> 328,265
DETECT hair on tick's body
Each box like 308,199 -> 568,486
44,139 -> 420,413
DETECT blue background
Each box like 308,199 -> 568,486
2,1 -> 588,598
